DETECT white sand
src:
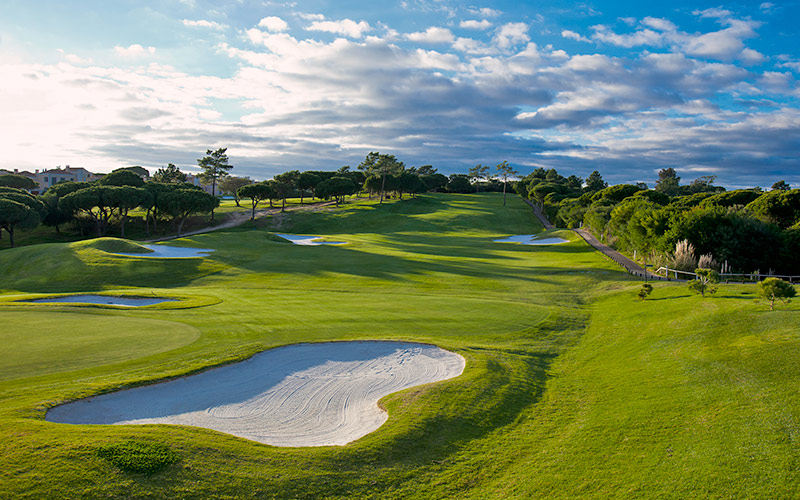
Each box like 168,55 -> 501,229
114,244 -> 214,258
275,233 -> 346,246
46,341 -> 464,447
29,295 -> 176,307
494,234 -> 569,245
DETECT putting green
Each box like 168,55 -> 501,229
0,311 -> 200,382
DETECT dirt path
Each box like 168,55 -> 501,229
572,228 -> 656,276
144,201 -> 336,243
522,198 -> 663,279
523,199 -> 554,230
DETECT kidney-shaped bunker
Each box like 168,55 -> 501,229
47,341 -> 464,447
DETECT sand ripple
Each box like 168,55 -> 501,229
46,341 -> 464,447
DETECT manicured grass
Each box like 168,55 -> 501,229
0,311 -> 199,382
0,192 -> 797,498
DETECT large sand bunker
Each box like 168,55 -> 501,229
494,234 -> 569,245
114,244 -> 214,258
46,341 -> 464,447
275,233 -> 346,246
29,295 -> 176,307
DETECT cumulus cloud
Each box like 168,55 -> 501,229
469,7 -> 502,17
182,19 -> 226,30
640,17 -> 676,32
494,23 -> 529,50
561,30 -> 590,42
406,27 -> 455,44
4,9 -> 798,187
297,13 -> 325,21
258,16 -> 289,32
580,11 -> 763,63
460,19 -> 492,30
114,44 -> 156,57
306,19 -> 372,38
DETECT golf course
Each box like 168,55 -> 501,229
1,192 -> 799,498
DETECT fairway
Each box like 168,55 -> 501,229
1,193 -> 799,499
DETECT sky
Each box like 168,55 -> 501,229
1,0 -> 799,188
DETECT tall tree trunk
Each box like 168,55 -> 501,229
8,227 -> 14,248
503,180 -> 507,206
145,208 -> 151,236
251,200 -> 257,220
281,197 -> 286,212
300,191 -> 304,204
120,209 -> 127,238
211,178 -> 216,221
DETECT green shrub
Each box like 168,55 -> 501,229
637,283 -> 653,300
756,277 -> 797,311
97,440 -> 178,474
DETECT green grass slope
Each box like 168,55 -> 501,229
0,193 -> 797,498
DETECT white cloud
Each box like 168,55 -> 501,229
778,61 -> 800,72
297,13 -> 325,21
182,19 -> 226,30
494,23 -> 529,50
591,25 -> 664,48
561,30 -> 590,43
56,49 -> 92,64
452,37 -> 494,55
114,44 -> 156,57
694,7 -> 733,19
640,17 -> 676,32
306,19 -> 372,38
469,7 -> 501,17
760,2 -> 775,12
258,16 -> 289,33
4,7 -> 797,187
406,27 -> 455,44
740,48 -> 766,65
460,19 -> 492,30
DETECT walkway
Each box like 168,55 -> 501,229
524,199 -> 554,230
572,229 -> 663,279
523,199 -> 663,280
144,201 -> 336,243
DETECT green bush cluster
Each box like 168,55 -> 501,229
97,440 -> 179,474
517,167 -> 800,275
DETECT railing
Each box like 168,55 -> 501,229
655,267 -> 800,283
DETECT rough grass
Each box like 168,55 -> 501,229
0,193 -> 798,499
96,440 -> 179,474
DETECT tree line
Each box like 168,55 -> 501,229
0,149 -> 235,247
0,149 -> 517,247
517,167 -> 800,275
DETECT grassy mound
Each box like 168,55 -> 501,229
76,237 -> 154,255
97,440 -> 178,474
0,238 -> 226,293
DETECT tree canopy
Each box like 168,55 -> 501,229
238,182 -> 274,220
0,188 -> 45,247
0,175 -> 37,190
152,164 -> 187,183
757,278 -> 796,310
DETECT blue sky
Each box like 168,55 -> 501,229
1,0 -> 798,188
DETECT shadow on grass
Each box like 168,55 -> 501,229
0,242 -> 223,293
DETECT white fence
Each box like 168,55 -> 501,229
655,267 -> 800,283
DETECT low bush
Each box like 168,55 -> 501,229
97,440 -> 178,474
